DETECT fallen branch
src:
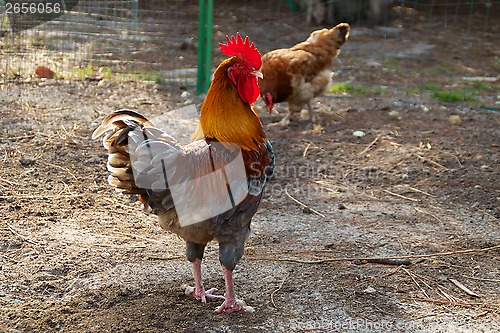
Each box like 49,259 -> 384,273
366,258 -> 412,266
0,134 -> 35,141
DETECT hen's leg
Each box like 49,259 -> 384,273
184,242 -> 223,303
267,109 -> 291,127
306,101 -> 316,123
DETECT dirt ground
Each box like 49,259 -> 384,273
1,8 -> 500,333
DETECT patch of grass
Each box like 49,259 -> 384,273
98,67 -> 112,78
65,66 -> 165,83
471,81 -> 492,91
382,58 -> 402,73
421,64 -> 458,77
422,82 -> 440,92
374,86 -> 388,96
421,81 -> 483,102
329,82 -> 352,93
329,82 -> 386,96
137,71 -> 165,84
433,89 -> 477,102
70,64 -> 94,78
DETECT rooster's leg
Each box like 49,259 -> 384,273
215,266 -> 254,313
184,258 -> 222,302
185,243 -> 223,303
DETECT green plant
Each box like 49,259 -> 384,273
138,71 -> 164,83
420,81 -> 491,102
433,89 -> 477,102
329,82 -> 352,93
329,82 -> 389,96
471,81 -> 492,91
69,64 -> 94,78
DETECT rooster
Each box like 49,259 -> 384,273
259,23 -> 350,126
92,34 -> 274,313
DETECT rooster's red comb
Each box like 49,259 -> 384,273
219,33 -> 262,69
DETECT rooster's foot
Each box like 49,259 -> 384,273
184,285 -> 224,303
215,298 -> 255,313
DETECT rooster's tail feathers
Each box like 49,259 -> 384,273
91,109 -> 152,140
93,110 -> 156,194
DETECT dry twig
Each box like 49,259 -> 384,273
246,244 -> 500,264
358,136 -> 380,155
396,185 -> 435,197
462,276 -> 500,283
303,142 -> 313,158
383,189 -> 420,202
43,162 -> 78,181
270,273 -> 289,309
403,268 -> 431,298
414,207 -> 443,223
284,188 -> 325,217
6,222 -> 38,245
417,154 -> 448,170
449,278 -> 480,298
408,298 -> 500,308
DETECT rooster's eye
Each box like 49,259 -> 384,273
235,63 -> 242,69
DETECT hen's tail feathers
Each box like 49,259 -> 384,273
294,22 -> 350,58
334,23 -> 350,45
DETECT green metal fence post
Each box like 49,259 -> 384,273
197,0 -> 213,95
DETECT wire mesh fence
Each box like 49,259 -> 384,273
0,1 -> 498,86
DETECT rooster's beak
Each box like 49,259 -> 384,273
252,69 -> 263,79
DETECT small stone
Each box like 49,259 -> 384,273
86,156 -> 101,164
181,91 -> 191,98
244,247 -> 255,255
35,66 -> 55,78
363,286 -> 377,294
352,130 -> 366,137
474,185 -> 482,189
20,158 -> 35,166
100,251 -> 110,259
419,105 -> 430,112
302,207 -> 312,214
449,115 -> 463,125
80,302 -> 92,309
388,110 -> 401,119
338,203 -> 347,210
